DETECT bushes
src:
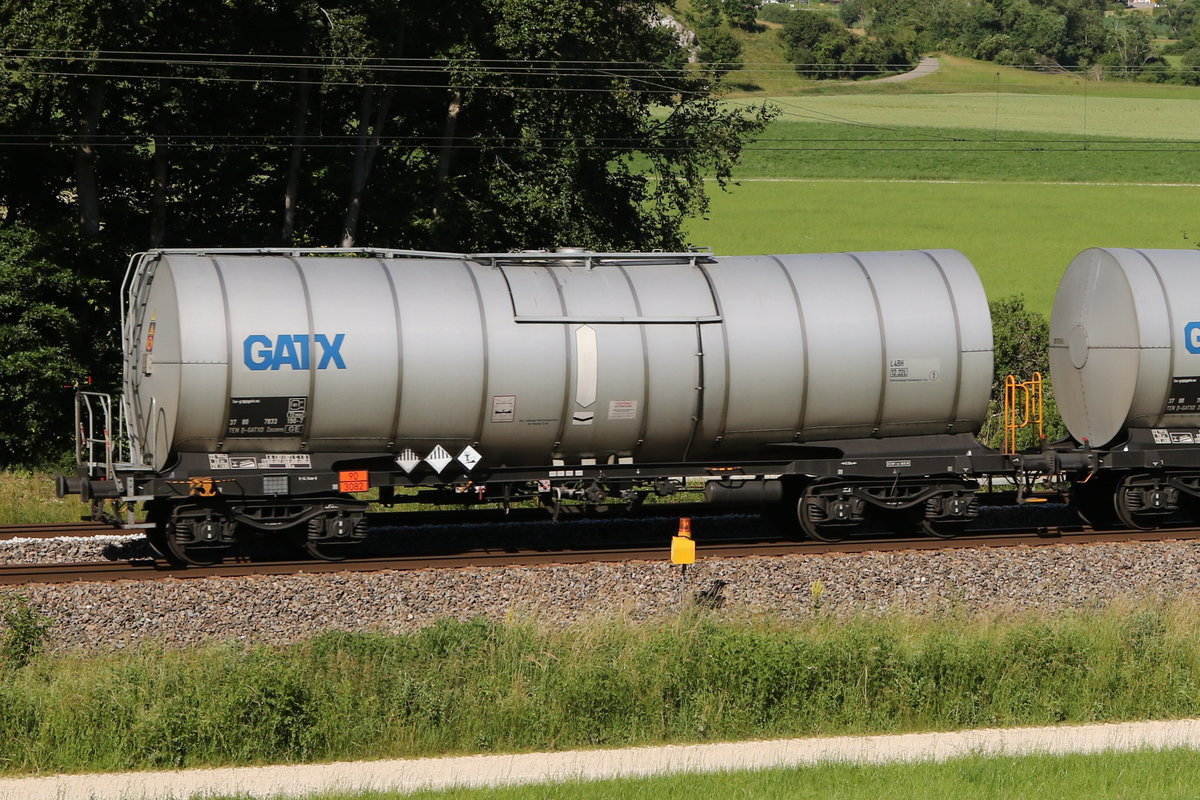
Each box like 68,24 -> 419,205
758,3 -> 792,25
779,10 -> 917,79
979,297 -> 1066,451
0,225 -> 114,467
0,596 -> 51,670
1,607 -> 1200,774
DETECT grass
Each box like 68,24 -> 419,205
739,91 -> 1200,140
3,604 -> 1200,776
0,470 -> 85,525
728,52 -> 1200,100
733,121 -> 1200,183
697,53 -> 1200,320
201,748 -> 1200,799
688,177 -> 1200,318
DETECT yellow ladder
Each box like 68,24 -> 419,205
1003,373 -> 1044,454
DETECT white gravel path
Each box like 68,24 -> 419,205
2,718 -> 1198,800
872,55 -> 941,83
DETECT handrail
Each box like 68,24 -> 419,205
1003,372 -> 1045,454
475,250 -> 714,269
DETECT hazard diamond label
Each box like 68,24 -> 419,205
425,445 -> 453,473
457,446 -> 482,471
395,448 -> 421,473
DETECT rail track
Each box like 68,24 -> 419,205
0,521 -> 115,540
1,520 -> 1197,586
0,504 -> 729,541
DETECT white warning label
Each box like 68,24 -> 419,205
888,358 -> 940,383
608,400 -> 638,420
261,454 -> 312,469
491,395 -> 516,423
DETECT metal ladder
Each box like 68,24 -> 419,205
1003,373 -> 1045,454
75,391 -> 123,480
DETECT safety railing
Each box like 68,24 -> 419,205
75,391 -> 129,480
1003,372 -> 1044,454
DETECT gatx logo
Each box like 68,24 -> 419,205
243,334 -> 346,370
1187,323 -> 1200,355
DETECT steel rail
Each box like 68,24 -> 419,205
0,503 -> 730,541
0,521 -> 114,540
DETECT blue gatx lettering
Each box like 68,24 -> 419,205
1187,322 -> 1200,355
243,334 -> 347,370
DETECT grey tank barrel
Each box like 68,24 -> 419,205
1050,248 -> 1200,448
121,248 -> 994,471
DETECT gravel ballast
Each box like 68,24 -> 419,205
2,538 -> 1199,652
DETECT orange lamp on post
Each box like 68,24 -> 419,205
671,517 -> 696,581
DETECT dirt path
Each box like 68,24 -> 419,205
2,718 -> 1198,800
874,55 -> 941,82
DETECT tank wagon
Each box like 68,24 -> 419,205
59,247 -> 1011,563
1050,247 -> 1200,530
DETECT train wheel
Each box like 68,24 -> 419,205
145,508 -> 231,566
916,487 -> 978,539
796,491 -> 863,543
1114,475 -> 1175,531
145,527 -> 173,562
152,512 -> 235,566
301,510 -> 368,561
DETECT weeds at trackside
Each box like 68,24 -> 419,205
0,602 -> 1199,775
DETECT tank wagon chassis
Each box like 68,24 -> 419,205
62,415 -> 1200,565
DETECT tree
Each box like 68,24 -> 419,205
1104,11 -> 1156,77
1155,0 -> 1200,39
780,10 -> 916,79
696,25 -> 744,78
980,296 -> 1066,450
722,0 -> 761,29
1007,2 -> 1068,63
0,225 -> 111,466
1180,46 -> 1200,84
0,1 -> 776,462
429,0 -> 776,251
780,11 -> 851,78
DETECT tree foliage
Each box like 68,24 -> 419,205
780,10 -> 917,79
980,296 -> 1066,450
696,25 -> 745,79
0,0 -> 776,465
829,0 -> 1196,79
0,225 -> 112,466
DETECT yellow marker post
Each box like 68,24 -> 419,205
671,517 -> 696,599
671,517 -> 696,565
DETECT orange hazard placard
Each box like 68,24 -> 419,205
339,470 -> 369,493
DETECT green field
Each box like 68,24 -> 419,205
734,91 -> 1200,140
729,52 -> 1200,101
688,180 -> 1200,316
207,748 -> 1200,800
691,55 -> 1200,317
731,121 -> 1200,183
